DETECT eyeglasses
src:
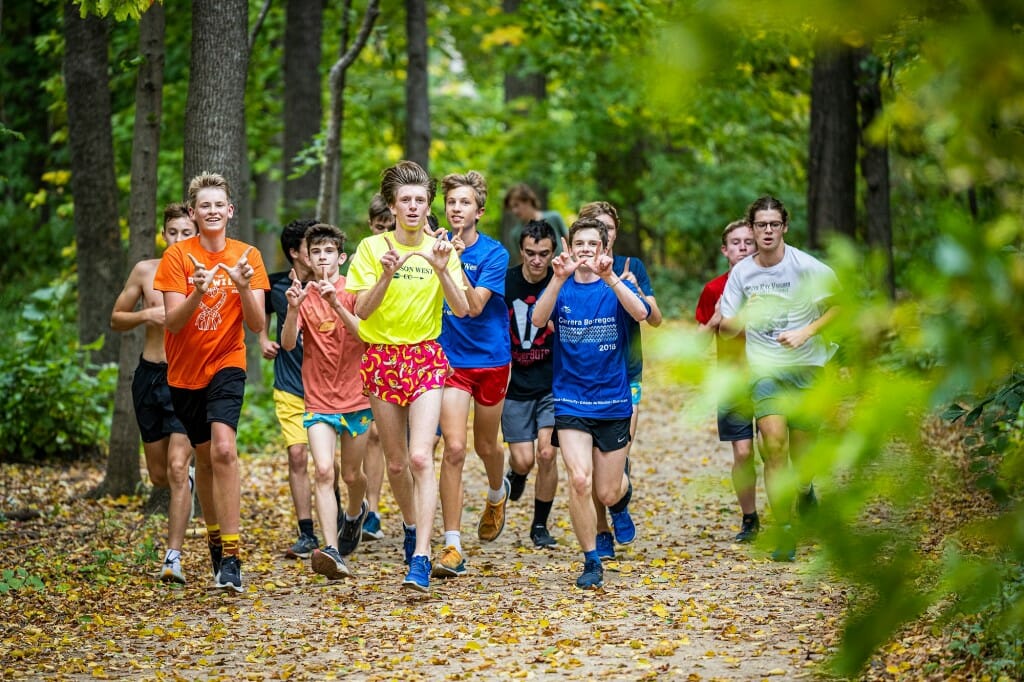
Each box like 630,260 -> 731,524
753,221 -> 784,231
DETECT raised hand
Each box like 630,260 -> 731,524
317,264 -> 338,306
380,235 -> 421,276
423,230 -> 455,270
284,272 -> 312,309
187,253 -> 214,294
621,256 -> 638,286
450,225 -> 466,255
591,253 -> 615,279
551,237 -> 580,279
218,246 -> 255,287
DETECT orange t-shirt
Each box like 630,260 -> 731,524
153,237 -> 270,389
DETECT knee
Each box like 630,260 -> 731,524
287,445 -> 307,470
340,465 -> 364,488
567,470 -> 591,498
408,450 -> 432,475
314,462 -> 335,485
537,445 -> 557,467
210,437 -> 236,465
443,441 -> 467,468
149,469 -> 169,488
166,458 -> 190,486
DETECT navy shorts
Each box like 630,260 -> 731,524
131,357 -> 186,443
169,367 -> 246,447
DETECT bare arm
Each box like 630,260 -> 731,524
110,262 -> 162,331
462,273 -> 494,318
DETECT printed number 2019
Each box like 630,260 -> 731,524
598,343 -> 617,351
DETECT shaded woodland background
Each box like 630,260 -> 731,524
1,0 -> 1023,677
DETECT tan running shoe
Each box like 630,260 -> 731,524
431,545 -> 467,578
477,478 -> 511,542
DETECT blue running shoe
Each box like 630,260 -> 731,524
575,558 -> 604,589
596,531 -> 615,560
610,509 -> 636,546
403,525 -> 416,565
362,511 -> 384,541
403,555 -> 431,593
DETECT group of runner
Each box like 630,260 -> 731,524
112,161 -> 837,593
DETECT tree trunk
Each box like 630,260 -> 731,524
283,0 -> 324,223
856,45 -> 895,298
318,0 -> 380,225
253,167 -> 283,270
502,0 -> 548,259
807,41 -> 858,249
102,2 -> 167,500
183,0 -> 249,238
63,2 -> 122,367
404,0 -> 430,170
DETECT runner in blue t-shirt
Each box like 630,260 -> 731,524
434,171 -> 513,579
577,201 -> 663,559
259,219 -> 320,560
531,217 -> 650,590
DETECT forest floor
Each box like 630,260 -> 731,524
0,322 -> 986,680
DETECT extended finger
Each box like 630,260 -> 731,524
187,254 -> 205,270
322,265 -> 329,280
237,246 -> 253,266
623,257 -> 631,274
384,235 -> 395,252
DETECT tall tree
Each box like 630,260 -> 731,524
404,0 -> 429,169
283,0 -> 324,222
100,1 -> 167,499
317,0 -> 380,225
501,0 -> 548,251
856,44 -> 895,298
183,0 -> 249,235
63,1 -> 123,367
807,39 -> 858,248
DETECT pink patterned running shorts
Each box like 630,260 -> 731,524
360,340 -> 451,407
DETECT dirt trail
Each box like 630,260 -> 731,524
6,323 -> 845,680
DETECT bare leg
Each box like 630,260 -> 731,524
307,422 -> 340,544
439,389 -> 471,533
142,439 -> 170,488
757,414 -> 792,525
595,403 -> 639,533
287,442 -> 312,524
407,389 -> 443,556
364,423 -> 385,514
534,427 -> 558,503
209,422 -> 241,537
558,429 -> 598,552
473,399 -> 507,491
369,396 -> 415,526
731,438 -> 757,515
338,430 -> 369,518
165,433 -> 193,552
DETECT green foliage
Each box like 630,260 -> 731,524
236,358 -> 286,457
0,567 -> 45,594
73,0 -> 152,22
0,278 -> 117,462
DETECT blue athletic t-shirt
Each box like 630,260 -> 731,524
613,254 -> 655,383
266,271 -> 304,397
542,277 -> 648,419
440,232 -> 512,368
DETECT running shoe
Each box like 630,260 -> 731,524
575,558 -> 604,589
735,514 -> 760,543
478,478 -> 511,542
530,525 -> 557,548
596,531 -> 615,560
362,511 -> 384,541
338,501 -> 368,557
208,543 -> 223,581
797,485 -> 819,518
215,555 -> 243,593
286,534 -> 319,559
160,556 -> 185,585
431,545 -> 467,578
403,525 -> 416,565
312,546 -> 353,580
403,555 -> 431,593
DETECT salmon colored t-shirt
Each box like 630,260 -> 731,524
296,279 -> 369,414
153,237 -> 270,389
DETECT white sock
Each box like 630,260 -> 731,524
444,531 -> 462,552
487,486 -> 505,504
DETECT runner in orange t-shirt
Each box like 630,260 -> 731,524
153,172 -> 269,593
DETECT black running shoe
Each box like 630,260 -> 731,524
505,469 -> 528,502
530,525 -> 557,548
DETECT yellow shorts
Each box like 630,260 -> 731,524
273,389 -> 308,447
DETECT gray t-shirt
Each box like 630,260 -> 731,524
719,244 -> 837,374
